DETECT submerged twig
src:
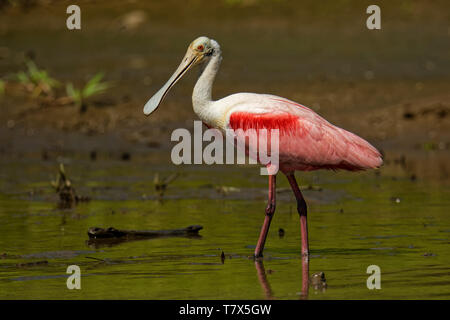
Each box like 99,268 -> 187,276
215,185 -> 240,195
85,256 -> 108,263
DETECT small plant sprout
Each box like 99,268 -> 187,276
153,173 -> 179,198
51,163 -> 77,206
51,163 -> 89,207
16,60 -> 59,97
65,72 -> 110,113
0,79 -> 5,96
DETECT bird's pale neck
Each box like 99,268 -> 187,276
192,43 -> 222,117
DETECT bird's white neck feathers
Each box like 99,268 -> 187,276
192,39 -> 222,126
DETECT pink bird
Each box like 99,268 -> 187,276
144,36 -> 382,258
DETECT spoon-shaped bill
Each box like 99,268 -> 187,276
143,51 -> 198,116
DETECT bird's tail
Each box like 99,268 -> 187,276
338,128 -> 383,171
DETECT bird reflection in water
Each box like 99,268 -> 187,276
254,255 -> 311,299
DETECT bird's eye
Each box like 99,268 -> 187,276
197,45 -> 204,51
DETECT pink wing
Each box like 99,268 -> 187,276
226,96 -> 382,172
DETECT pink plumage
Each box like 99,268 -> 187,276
144,36 -> 384,258
227,96 -> 382,173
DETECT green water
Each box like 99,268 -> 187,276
0,154 -> 448,299
0,0 -> 449,300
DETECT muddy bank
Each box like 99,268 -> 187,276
0,1 -> 449,159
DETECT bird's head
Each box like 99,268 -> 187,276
143,36 -> 217,116
189,36 -> 215,63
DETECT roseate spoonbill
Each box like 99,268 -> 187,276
143,36 -> 382,258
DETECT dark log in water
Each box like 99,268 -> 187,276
87,225 -> 203,239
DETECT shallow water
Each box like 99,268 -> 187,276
0,154 -> 449,299
0,0 -> 449,301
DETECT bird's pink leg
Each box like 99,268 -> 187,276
286,173 -> 309,256
254,175 -> 276,258
300,254 -> 309,299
